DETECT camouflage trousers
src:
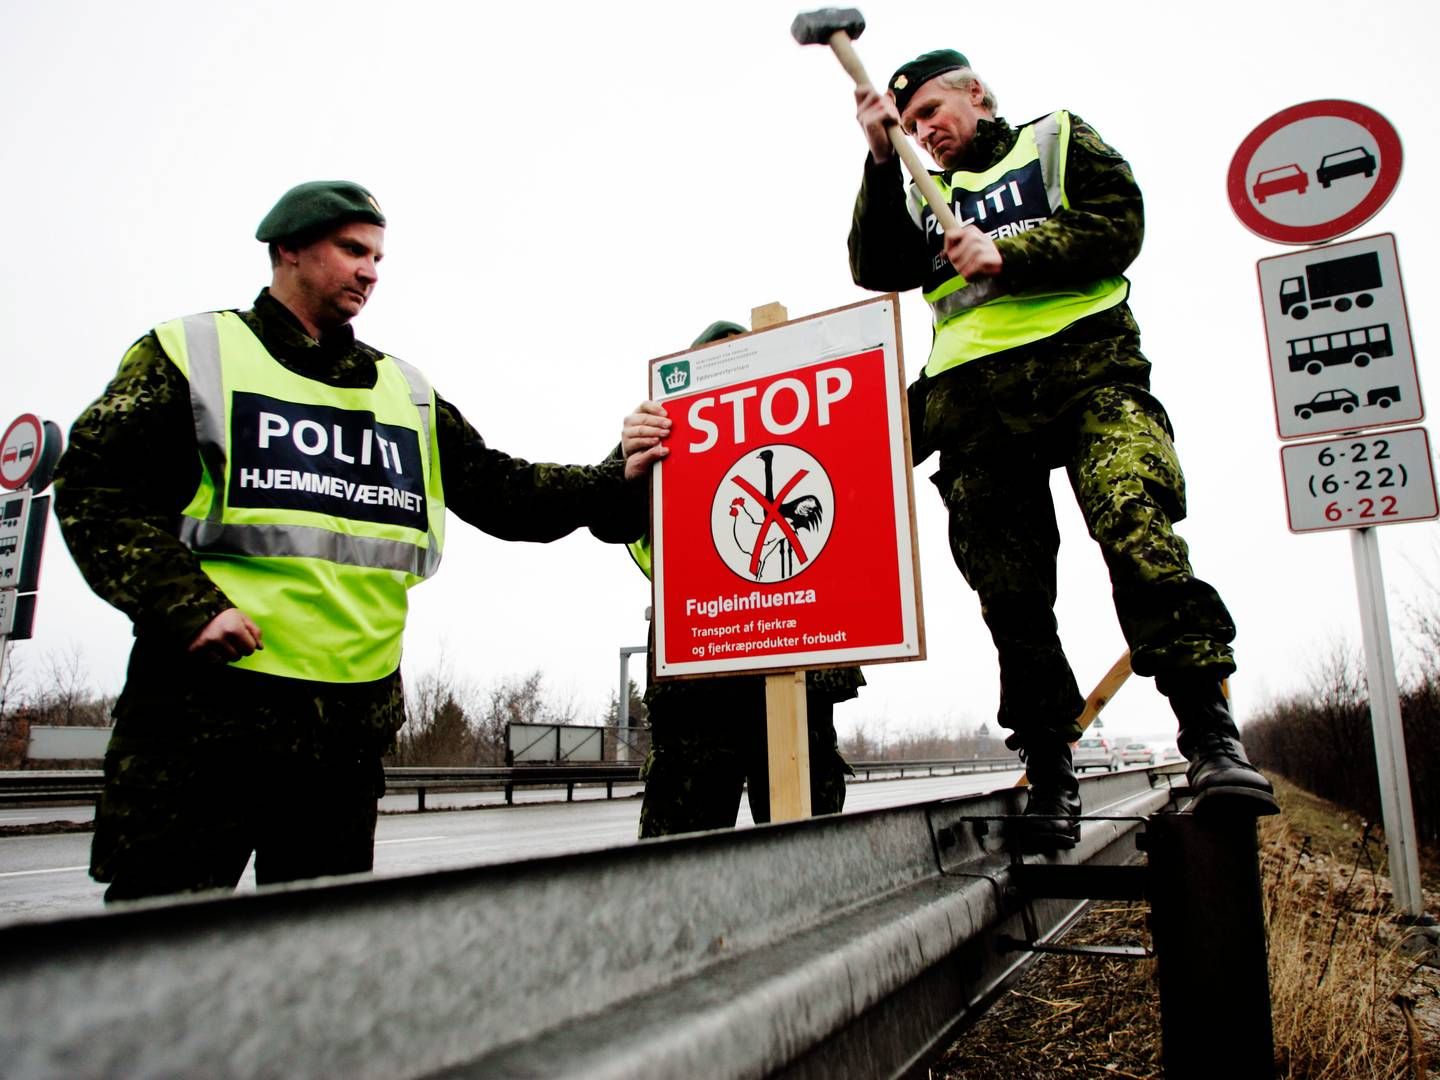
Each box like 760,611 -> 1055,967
638,675 -> 854,838
934,383 -> 1236,746
93,735 -> 384,902
91,644 -> 397,902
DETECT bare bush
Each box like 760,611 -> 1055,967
2,643 -> 114,728
1247,627 -> 1440,846
1247,640 -> 1383,823
390,664 -> 581,767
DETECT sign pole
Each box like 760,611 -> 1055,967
1232,100 -> 1428,919
0,638 -> 10,717
749,301 -> 813,822
617,644 -> 647,763
1350,525 -> 1423,917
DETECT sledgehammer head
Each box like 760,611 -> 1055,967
790,7 -> 866,46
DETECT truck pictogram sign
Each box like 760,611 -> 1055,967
1278,251 -> 1380,320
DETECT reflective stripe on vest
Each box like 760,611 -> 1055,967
156,311 -> 446,682
904,112 -> 1130,377
628,535 -> 653,580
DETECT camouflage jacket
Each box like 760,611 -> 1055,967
849,115 -> 1157,466
56,291 -> 644,747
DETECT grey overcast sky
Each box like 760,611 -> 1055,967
3,0 -> 1437,742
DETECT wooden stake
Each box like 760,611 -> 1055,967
750,301 -> 788,330
1076,651 -> 1134,733
748,301 -> 813,822
765,669 -> 812,821
1016,651 -> 1133,788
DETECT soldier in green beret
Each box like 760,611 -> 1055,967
600,320 -> 862,838
57,179 -> 665,901
848,51 -> 1276,850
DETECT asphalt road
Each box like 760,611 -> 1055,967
0,770 -> 1023,925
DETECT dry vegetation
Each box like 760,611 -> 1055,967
933,777 -> 1439,1079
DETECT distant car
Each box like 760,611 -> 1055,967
1317,146 -> 1376,187
1295,388 -> 1358,419
1073,736 -> 1120,773
1161,745 -> 1183,763
1253,163 -> 1308,203
1120,741 -> 1157,766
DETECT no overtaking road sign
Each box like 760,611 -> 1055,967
1227,99 -> 1402,245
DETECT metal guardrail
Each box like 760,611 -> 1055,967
846,756 -> 1018,779
0,770 -> 104,805
0,768 -> 1273,1078
0,758 -> 1019,811
0,766 -> 644,811
388,765 -> 643,810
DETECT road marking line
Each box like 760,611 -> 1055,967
0,865 -> 89,879
375,836 -> 447,846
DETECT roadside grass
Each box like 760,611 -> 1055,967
934,776 -> 1437,1079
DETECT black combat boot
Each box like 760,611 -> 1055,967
1159,674 -> 1279,815
1015,737 -> 1082,852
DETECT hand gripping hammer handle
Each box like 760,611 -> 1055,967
820,30 -> 961,234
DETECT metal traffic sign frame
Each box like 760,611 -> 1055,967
1257,233 -> 1421,440
1227,99 -> 1402,245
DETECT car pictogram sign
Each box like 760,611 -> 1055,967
649,296 -> 923,679
1227,100 -> 1402,245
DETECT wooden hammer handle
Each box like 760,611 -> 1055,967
828,32 -> 961,234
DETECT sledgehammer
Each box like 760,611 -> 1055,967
791,8 -> 961,234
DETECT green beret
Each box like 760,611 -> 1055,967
691,320 -> 746,347
889,49 -> 971,115
255,180 -> 386,243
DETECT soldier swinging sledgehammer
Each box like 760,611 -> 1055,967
793,9 -> 1278,850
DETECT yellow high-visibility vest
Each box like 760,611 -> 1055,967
905,111 -> 1130,376
156,310 -> 445,682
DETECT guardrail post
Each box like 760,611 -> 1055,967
1143,813 -> 1273,1079
504,783 -> 513,805
566,782 -> 575,802
417,787 -> 426,812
